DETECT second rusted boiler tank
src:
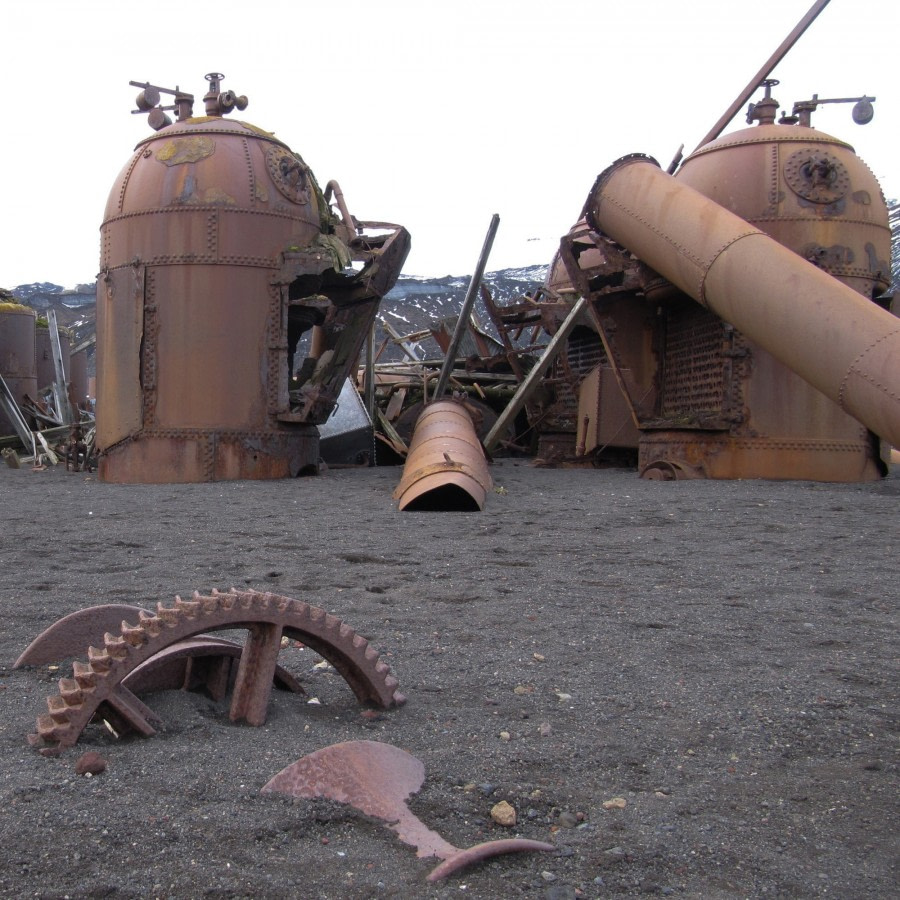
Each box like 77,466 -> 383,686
637,84 -> 892,480
97,73 -> 409,483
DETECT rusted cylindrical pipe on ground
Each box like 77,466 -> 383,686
586,156 -> 900,448
392,401 -> 491,511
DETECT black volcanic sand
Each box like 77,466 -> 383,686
0,460 -> 896,899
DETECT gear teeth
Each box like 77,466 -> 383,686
174,596 -> 200,618
47,695 -> 75,723
104,633 -> 128,660
137,610 -> 162,637
121,623 -> 147,647
197,594 -> 218,613
59,678 -> 85,705
374,660 -> 390,675
364,646 -> 379,662
325,614 -> 339,630
73,660 -> 97,688
237,591 -> 255,610
339,623 -> 353,639
352,635 -> 368,650
156,603 -> 179,626
220,592 -> 238,611
310,607 -> 326,624
87,645 -> 112,671
36,712 -> 71,741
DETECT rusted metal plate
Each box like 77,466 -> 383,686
15,605 -> 148,668
262,740 -> 554,881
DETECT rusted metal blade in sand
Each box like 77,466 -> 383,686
261,739 -> 554,881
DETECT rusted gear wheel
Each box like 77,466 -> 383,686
28,589 -> 404,757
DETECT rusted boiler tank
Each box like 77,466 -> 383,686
0,302 -> 37,437
97,73 -> 409,483
545,83 -> 896,481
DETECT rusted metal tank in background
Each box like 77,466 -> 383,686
97,73 -> 409,483
540,82 -> 895,482
35,320 -> 71,393
69,351 -> 89,410
0,303 -> 37,437
584,144 -> 897,479
393,400 -> 492,511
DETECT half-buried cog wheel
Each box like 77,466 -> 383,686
28,588 -> 405,757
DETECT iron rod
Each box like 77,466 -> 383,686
432,214 -> 500,401
689,0 -> 832,156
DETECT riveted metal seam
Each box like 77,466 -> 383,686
838,327 -> 900,412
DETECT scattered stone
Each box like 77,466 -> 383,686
75,752 -> 106,776
533,653 -> 545,662
539,722 -> 552,737
514,684 -> 534,695
603,797 -> 627,810
603,846 -> 626,863
556,692 -> 572,702
491,800 -> 517,826
499,730 -> 511,741
557,811 -> 579,828
541,869 -> 557,882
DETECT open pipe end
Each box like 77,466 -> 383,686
583,153 -> 661,233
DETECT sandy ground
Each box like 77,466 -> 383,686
0,459 -> 897,899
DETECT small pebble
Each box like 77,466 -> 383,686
491,800 -> 517,827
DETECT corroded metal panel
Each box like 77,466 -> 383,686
639,431 -> 881,482
95,267 -> 144,448
150,265 -> 269,429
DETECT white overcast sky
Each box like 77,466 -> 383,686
4,0 -> 897,288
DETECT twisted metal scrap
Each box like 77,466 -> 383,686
263,740 -> 554,881
28,589 -> 404,757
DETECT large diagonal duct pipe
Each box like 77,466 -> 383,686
585,156 -> 900,449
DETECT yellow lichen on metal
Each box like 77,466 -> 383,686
156,136 -> 216,166
201,187 -> 237,205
